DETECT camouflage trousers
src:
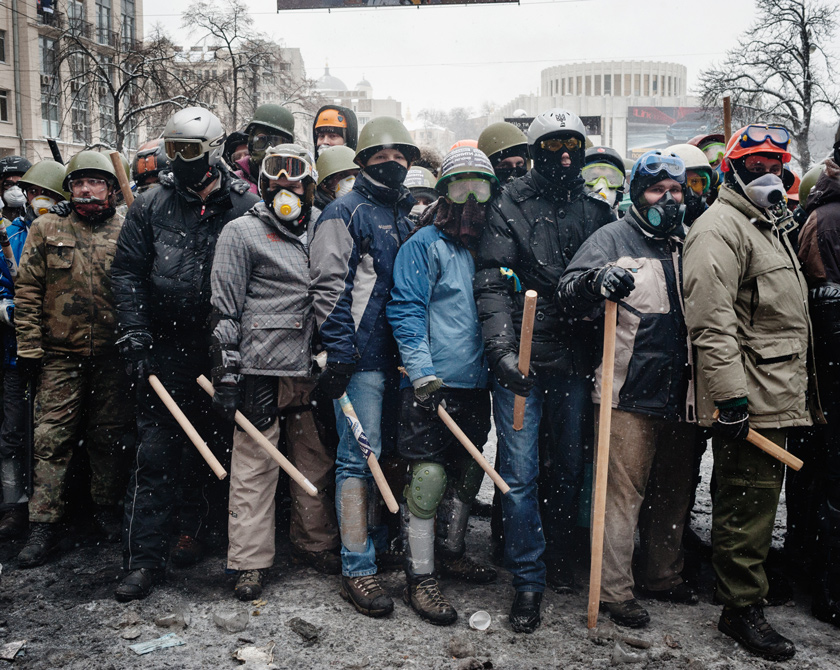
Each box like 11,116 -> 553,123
28,352 -> 135,523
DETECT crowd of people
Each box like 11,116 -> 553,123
0,101 -> 839,663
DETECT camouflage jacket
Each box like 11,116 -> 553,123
15,206 -> 124,358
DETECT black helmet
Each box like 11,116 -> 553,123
223,130 -> 249,168
131,139 -> 171,185
584,146 -> 625,176
0,156 -> 33,180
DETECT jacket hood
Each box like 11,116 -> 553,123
313,105 -> 358,151
806,159 -> 840,214
354,172 -> 416,211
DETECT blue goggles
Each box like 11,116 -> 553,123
634,151 -> 686,184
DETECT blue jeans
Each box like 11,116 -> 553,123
493,372 -> 589,591
333,371 -> 398,577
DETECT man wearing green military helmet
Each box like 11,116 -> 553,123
234,103 -> 297,195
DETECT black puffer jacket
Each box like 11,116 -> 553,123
474,169 -> 614,376
111,167 -> 259,343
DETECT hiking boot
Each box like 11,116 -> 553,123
600,599 -> 650,628
170,534 -> 204,567
436,553 -> 497,585
115,568 -> 163,602
340,574 -> 394,617
291,546 -> 341,575
17,522 -> 57,568
718,604 -> 796,661
376,547 -> 405,572
234,569 -> 266,602
642,582 -> 699,604
403,577 -> 457,626
92,504 -> 122,543
510,591 -> 542,633
0,506 -> 28,541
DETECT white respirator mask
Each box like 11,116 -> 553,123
3,186 -> 26,208
743,173 -> 787,210
334,176 -> 356,199
272,189 -> 302,222
31,195 -> 57,216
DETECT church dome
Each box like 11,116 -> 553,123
315,66 -> 347,91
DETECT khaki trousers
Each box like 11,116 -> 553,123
595,407 -> 696,603
227,377 -> 339,570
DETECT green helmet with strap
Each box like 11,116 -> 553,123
477,122 -> 528,162
316,145 -> 358,186
246,104 -> 296,141
62,150 -> 118,190
19,160 -> 70,200
355,117 -> 420,166
799,163 -> 826,207
435,147 -> 498,196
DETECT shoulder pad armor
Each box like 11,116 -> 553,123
49,201 -> 72,217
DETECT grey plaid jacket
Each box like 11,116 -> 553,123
211,201 -> 320,376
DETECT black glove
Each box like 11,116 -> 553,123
414,377 -> 444,413
212,383 -> 241,422
590,266 -> 636,302
714,400 -> 750,441
317,362 -> 356,400
493,352 -> 535,397
16,356 -> 42,384
118,329 -> 157,382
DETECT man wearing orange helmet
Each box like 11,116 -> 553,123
684,124 -> 821,661
312,105 -> 358,159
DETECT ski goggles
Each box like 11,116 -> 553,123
260,154 -> 312,182
737,125 -> 790,150
635,153 -> 686,182
686,173 -> 711,195
446,178 -> 493,204
582,163 -> 625,189
539,137 -> 582,153
701,141 -> 725,167
164,139 -> 208,162
249,133 -> 290,154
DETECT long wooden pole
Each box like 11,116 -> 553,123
587,300 -> 618,629
338,394 -> 400,514
196,375 -> 319,495
723,96 -> 732,144
148,374 -> 227,480
712,409 -> 803,471
437,405 -> 510,494
109,150 -> 134,206
513,290 -> 538,431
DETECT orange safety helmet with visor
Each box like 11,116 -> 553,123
721,124 -> 792,171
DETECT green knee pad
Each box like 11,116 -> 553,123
454,459 -> 484,504
404,462 -> 447,520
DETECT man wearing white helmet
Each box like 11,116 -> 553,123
665,143 -> 715,226
112,106 -> 258,602
474,108 -> 614,632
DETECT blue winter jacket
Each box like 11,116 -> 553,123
310,172 -> 414,371
0,213 -> 32,367
388,222 -> 489,390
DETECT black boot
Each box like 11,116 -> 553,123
17,522 -> 57,568
115,568 -> 163,602
510,591 -> 542,633
0,506 -> 28,541
718,604 -> 796,661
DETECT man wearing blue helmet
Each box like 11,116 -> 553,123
558,150 -> 698,629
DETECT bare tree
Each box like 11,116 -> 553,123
698,0 -> 839,171
48,19 -> 198,152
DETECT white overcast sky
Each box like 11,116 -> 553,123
142,0 -> 769,114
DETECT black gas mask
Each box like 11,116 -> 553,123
635,191 -> 685,236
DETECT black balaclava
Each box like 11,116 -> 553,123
364,161 -> 408,191
173,155 -> 218,192
495,164 -> 528,184
533,135 -> 584,187
683,189 -> 708,226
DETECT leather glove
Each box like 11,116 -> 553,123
0,299 -> 14,328
590,266 -> 636,302
117,329 -> 157,382
16,356 -> 42,384
493,352 -> 535,397
317,362 -> 356,400
414,377 -> 444,413
212,383 -> 241,422
714,399 -> 750,441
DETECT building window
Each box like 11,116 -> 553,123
633,74 -> 641,96
585,76 -> 591,96
604,74 -> 611,95
121,0 -> 135,49
39,36 -> 60,137
0,30 -> 6,63
561,78 -> 565,96
652,76 -> 658,94
96,0 -> 112,46
644,74 -> 649,96
100,90 -> 115,146
0,91 -> 8,122
667,76 -> 672,96
67,0 -> 85,35
594,75 -> 601,96
624,74 -> 630,97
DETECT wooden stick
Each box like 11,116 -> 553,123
723,96 -> 732,144
109,150 -> 134,207
437,404 -> 510,494
588,300 -> 618,629
196,375 -> 319,496
338,394 -> 399,514
148,374 -> 227,480
0,222 -> 17,277
712,409 -> 803,471
513,289 -> 538,431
